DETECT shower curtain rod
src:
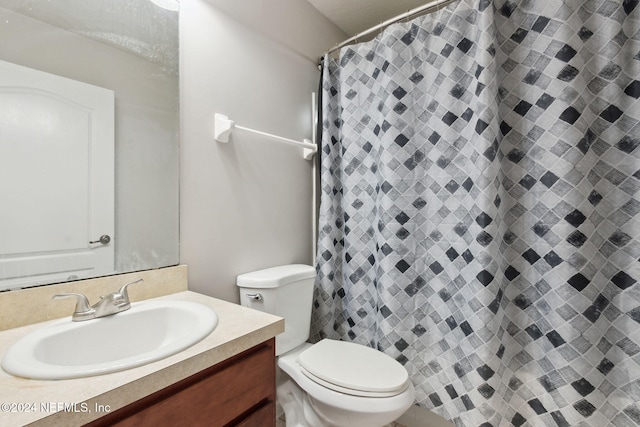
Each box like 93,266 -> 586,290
324,0 -> 457,56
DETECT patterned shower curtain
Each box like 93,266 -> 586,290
312,0 -> 640,425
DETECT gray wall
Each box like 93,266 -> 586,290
179,0 -> 345,302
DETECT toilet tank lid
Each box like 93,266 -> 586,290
236,264 -> 315,288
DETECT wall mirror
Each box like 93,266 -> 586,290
0,0 -> 179,291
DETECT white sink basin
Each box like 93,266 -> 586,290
1,300 -> 218,380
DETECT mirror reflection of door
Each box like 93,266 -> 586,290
0,59 -> 114,290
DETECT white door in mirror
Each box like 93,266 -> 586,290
0,59 -> 115,291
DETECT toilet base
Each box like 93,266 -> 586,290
278,379 -> 326,427
277,376 -> 413,427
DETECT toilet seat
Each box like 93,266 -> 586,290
298,339 -> 409,397
278,342 -> 415,416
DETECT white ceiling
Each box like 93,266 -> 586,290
0,0 -> 178,71
6,0 -> 434,65
307,0 -> 433,36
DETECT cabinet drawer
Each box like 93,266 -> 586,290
90,340 -> 276,427
236,402 -> 275,427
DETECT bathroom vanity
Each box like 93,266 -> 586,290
0,270 -> 284,427
87,338 -> 276,426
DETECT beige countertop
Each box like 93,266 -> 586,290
0,290 -> 284,427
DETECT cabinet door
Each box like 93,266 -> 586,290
89,340 -> 276,427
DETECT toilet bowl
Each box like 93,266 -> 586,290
277,341 -> 415,427
237,265 -> 415,427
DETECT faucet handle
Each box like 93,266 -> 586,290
52,293 -> 92,316
117,278 -> 143,302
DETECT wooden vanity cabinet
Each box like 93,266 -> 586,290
86,339 -> 276,427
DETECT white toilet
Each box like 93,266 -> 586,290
237,264 -> 415,427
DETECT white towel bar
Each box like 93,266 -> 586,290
214,113 -> 316,160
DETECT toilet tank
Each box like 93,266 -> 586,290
237,264 -> 315,356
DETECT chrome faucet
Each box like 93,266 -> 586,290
52,279 -> 143,321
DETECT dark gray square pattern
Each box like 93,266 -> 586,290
312,0 -> 640,425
